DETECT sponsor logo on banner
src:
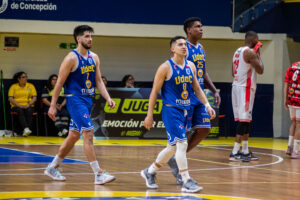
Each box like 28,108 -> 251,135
0,0 -> 58,15
0,0 -> 8,14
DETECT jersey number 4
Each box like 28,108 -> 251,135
233,59 -> 239,75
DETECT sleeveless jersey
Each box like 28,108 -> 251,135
64,50 -> 96,96
232,46 -> 257,90
186,41 -> 206,106
186,41 -> 206,90
161,59 -> 194,110
285,61 -> 300,107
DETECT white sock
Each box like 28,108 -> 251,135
49,155 -> 63,168
148,163 -> 160,174
232,142 -> 240,154
180,170 -> 191,183
242,141 -> 249,154
90,160 -> 101,174
293,140 -> 300,153
288,136 -> 294,147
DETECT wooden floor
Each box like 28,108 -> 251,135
0,137 -> 299,200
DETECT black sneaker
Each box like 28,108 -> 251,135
229,152 -> 242,161
243,151 -> 259,161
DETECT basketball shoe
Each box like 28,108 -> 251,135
44,165 -> 66,181
181,178 -> 203,193
140,168 -> 158,189
94,171 -> 115,184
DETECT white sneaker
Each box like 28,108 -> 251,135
62,129 -> 68,136
44,165 -> 66,181
22,127 -> 32,137
94,171 -> 115,185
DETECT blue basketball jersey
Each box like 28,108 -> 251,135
186,41 -> 206,106
64,50 -> 96,96
186,41 -> 206,90
161,59 -> 194,110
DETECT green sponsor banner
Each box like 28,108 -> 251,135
91,88 -> 219,138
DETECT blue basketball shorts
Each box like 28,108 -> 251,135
66,95 -> 93,134
162,105 -> 188,146
187,103 -> 211,131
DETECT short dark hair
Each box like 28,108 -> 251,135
73,25 -> 94,44
183,17 -> 201,34
170,36 -> 186,47
245,31 -> 257,39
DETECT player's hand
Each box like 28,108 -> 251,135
48,105 -> 57,121
107,98 -> 115,109
254,41 -> 262,56
214,92 -> 221,108
144,115 -> 154,130
206,106 -> 216,120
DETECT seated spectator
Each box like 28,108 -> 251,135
42,74 -> 69,137
102,76 -> 108,86
8,71 -> 37,136
121,74 -> 135,88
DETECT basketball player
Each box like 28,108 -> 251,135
167,17 -> 221,185
141,36 -> 216,193
284,61 -> 300,158
230,31 -> 264,162
44,25 -> 116,184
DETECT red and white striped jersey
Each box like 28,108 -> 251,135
284,61 -> 300,107
232,46 -> 257,90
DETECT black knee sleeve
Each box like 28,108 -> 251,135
236,122 -> 250,135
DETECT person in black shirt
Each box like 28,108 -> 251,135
42,74 -> 69,136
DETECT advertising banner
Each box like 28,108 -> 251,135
91,88 -> 219,139
0,0 -> 231,26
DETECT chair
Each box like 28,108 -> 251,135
10,111 -> 39,136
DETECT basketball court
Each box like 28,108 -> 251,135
0,137 -> 299,200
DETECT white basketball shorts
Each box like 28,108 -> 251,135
232,85 -> 255,122
288,105 -> 300,121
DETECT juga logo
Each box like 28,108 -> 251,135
0,0 -> 8,14
121,99 -> 162,114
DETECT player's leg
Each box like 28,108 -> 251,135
187,104 -> 211,152
141,143 -> 176,189
81,129 -> 115,184
230,86 -> 243,161
176,141 -> 202,193
229,123 -> 243,161
287,106 -> 296,155
44,129 -> 80,181
167,105 -> 194,185
241,88 -> 258,161
291,107 -> 300,158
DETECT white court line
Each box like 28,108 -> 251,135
0,146 -> 283,175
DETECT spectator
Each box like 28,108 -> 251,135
8,71 -> 37,136
42,74 -> 69,137
102,76 -> 108,86
121,74 -> 135,88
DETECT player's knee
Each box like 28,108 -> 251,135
176,141 -> 188,152
236,122 -> 250,136
166,143 -> 176,154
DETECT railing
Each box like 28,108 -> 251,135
233,0 -> 282,32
